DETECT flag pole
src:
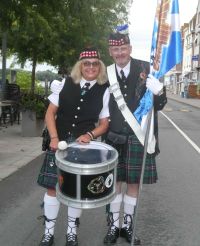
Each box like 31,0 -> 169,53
131,0 -> 182,244
131,4 -> 155,242
131,1 -> 159,244
131,105 -> 153,246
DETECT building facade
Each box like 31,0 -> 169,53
166,1 -> 200,98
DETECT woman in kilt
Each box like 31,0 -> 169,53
37,47 -> 110,246
103,27 -> 167,245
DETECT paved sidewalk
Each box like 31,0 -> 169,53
0,92 -> 199,182
0,124 -> 43,181
167,91 -> 200,109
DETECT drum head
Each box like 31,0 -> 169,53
56,141 -> 118,175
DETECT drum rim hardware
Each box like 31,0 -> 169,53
55,141 -> 118,209
55,141 -> 118,175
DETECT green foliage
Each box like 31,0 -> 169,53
0,69 -> 10,79
15,69 -> 45,95
15,70 -> 32,91
20,93 -> 48,119
15,70 -> 48,119
0,0 -> 130,90
15,70 -> 38,90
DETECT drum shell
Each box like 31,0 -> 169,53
55,141 -> 118,209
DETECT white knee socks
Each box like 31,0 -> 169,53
44,193 -> 60,235
67,206 -> 82,234
122,194 -> 137,228
109,193 -> 123,228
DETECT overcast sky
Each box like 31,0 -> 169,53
5,0 -> 199,72
129,0 -> 199,61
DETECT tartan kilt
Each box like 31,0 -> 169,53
37,150 -> 58,189
106,134 -> 157,184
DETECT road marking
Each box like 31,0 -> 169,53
180,109 -> 189,112
163,107 -> 173,112
160,111 -> 200,154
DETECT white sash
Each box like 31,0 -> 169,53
107,64 -> 155,154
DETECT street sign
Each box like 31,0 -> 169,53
192,55 -> 199,61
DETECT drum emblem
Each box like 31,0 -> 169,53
105,174 -> 113,188
87,176 -> 105,194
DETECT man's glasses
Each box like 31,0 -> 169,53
82,61 -> 100,68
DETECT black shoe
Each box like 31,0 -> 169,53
66,233 -> 78,246
104,225 -> 119,244
120,227 -> 141,245
39,234 -> 54,246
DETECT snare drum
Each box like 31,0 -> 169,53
55,141 -> 118,209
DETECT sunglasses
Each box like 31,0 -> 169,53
82,61 -> 100,68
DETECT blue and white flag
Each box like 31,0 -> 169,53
150,0 -> 183,78
133,0 -> 183,152
134,0 -> 182,121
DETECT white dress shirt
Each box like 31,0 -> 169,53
48,77 -> 110,119
116,61 -> 131,79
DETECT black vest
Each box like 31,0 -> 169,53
56,77 -> 108,140
109,58 -> 149,133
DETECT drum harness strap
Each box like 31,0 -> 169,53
107,64 -> 155,154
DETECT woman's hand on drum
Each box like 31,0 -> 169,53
76,134 -> 91,144
50,137 -> 59,151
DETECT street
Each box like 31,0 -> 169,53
0,98 -> 200,246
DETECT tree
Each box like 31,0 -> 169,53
50,0 -> 131,68
0,0 -> 28,98
1,0 -> 131,93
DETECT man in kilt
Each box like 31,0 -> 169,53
37,47 -> 110,246
103,27 -> 167,245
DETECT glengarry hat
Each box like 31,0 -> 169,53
108,24 -> 130,46
79,47 -> 100,60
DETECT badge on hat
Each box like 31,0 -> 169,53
116,24 -> 129,34
109,24 -> 130,46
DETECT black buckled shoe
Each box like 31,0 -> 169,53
120,227 -> 141,245
104,225 -> 119,244
66,233 -> 78,246
39,234 -> 54,246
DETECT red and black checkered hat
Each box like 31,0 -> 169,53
108,32 -> 130,46
79,47 -> 100,60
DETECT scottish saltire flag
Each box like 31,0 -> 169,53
134,0 -> 183,124
133,0 -> 183,154
151,0 -> 183,78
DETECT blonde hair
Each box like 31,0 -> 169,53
71,60 -> 107,85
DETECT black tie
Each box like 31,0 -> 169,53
81,82 -> 90,96
120,70 -> 126,82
